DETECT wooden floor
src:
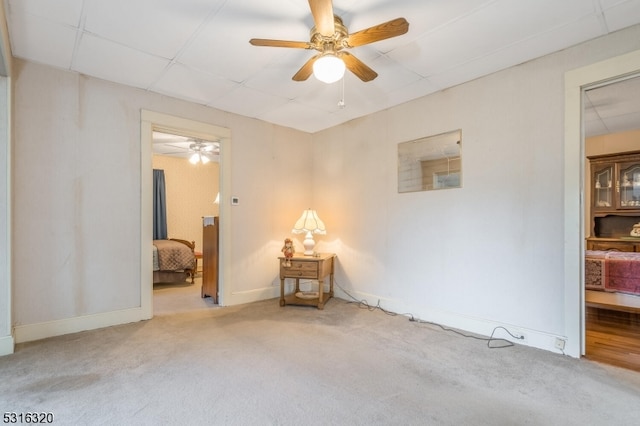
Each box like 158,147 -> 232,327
585,306 -> 640,372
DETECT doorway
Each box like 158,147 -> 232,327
564,49 -> 640,359
151,130 -> 220,314
140,111 -> 231,319
582,75 -> 640,370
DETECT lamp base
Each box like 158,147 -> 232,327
302,231 -> 316,256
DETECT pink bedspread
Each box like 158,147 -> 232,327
585,250 -> 640,295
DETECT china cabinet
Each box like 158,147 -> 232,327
587,151 -> 640,251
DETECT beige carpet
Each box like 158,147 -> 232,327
2,285 -> 640,425
152,276 -> 219,315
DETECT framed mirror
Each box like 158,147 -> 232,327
398,129 -> 462,193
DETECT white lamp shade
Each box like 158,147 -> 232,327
292,209 -> 326,235
292,209 -> 326,255
313,55 -> 345,84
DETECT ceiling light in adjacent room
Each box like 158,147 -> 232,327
189,153 -> 210,164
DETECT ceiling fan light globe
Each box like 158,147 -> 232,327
189,153 -> 199,164
313,55 -> 345,84
201,154 -> 210,164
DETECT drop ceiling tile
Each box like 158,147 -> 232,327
585,120 -> 610,138
587,94 -> 640,120
366,55 -> 423,92
600,111 -> 640,133
344,0 -> 485,43
152,63 -> 238,104
83,0 -> 226,59
215,0 -> 310,26
427,14 -> 604,89
211,85 -> 290,118
388,0 -> 598,77
602,0 -> 640,31
385,77 -> 441,107
73,33 -> 170,90
7,14 -> 77,69
7,0 -> 83,27
293,79 -> 353,114
178,9 -> 309,82
586,77 -> 640,119
598,0 -> 640,10
257,100 -> 336,133
241,50 -> 321,99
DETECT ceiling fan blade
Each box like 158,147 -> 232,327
160,151 -> 189,155
249,39 -> 312,49
340,52 -> 378,82
346,17 -> 409,47
293,54 -> 320,81
308,0 -> 335,37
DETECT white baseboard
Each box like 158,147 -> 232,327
227,286 -> 279,306
13,307 -> 147,344
0,334 -> 14,356
335,288 -> 572,357
225,279 -> 314,306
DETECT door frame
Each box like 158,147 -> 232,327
564,49 -> 640,358
140,110 -> 231,318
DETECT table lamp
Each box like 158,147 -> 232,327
292,209 -> 326,255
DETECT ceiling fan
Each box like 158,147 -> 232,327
249,0 -> 409,83
154,136 -> 220,164
186,140 -> 218,164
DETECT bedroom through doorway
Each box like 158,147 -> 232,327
140,110 -> 231,318
151,130 -> 221,315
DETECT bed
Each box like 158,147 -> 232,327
153,238 -> 196,284
585,250 -> 640,296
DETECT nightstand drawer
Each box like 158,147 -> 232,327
281,261 -> 318,278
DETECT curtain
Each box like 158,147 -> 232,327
153,169 -> 168,240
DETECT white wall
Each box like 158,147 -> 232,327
313,25 -> 640,354
11,59 -> 311,339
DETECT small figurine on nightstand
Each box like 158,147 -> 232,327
281,238 -> 295,267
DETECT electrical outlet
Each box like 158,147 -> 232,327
555,337 -> 566,350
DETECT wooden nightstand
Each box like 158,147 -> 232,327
278,253 -> 336,309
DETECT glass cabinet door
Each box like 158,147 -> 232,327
618,162 -> 640,208
593,164 -> 613,210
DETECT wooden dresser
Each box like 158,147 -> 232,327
202,216 -> 219,303
587,151 -> 640,251
278,253 -> 336,310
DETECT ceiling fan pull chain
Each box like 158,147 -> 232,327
338,76 -> 346,108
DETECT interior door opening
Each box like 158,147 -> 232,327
582,74 -> 640,371
140,110 -> 231,319
151,130 -> 221,314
